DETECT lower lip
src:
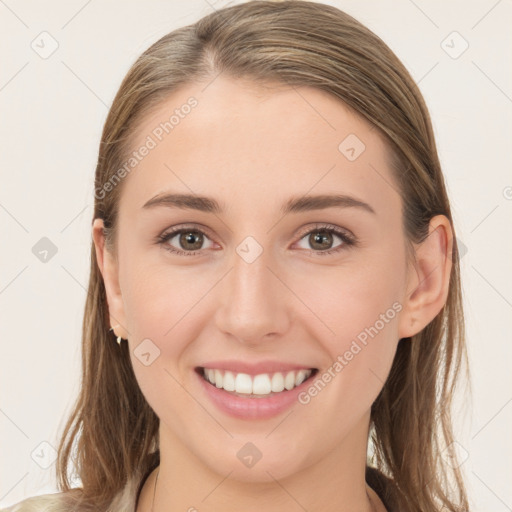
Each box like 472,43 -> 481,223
196,369 -> 316,420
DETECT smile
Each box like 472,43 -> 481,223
195,366 -> 319,419
199,367 -> 317,397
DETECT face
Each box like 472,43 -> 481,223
96,75 -> 418,483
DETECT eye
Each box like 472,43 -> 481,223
156,226 -> 215,256
294,224 -> 356,255
156,223 -> 357,257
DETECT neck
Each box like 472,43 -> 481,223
138,413 -> 384,512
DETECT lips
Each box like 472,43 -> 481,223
195,364 -> 319,419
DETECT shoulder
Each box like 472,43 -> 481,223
0,464 -> 153,512
0,485 -> 137,512
0,492 -> 70,512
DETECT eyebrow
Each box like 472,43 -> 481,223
142,192 -> 376,215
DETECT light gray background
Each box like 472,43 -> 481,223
1,0 -> 511,510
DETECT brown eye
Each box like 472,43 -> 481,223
308,230 -> 334,250
178,231 -> 204,251
157,224 -> 356,257
158,227 -> 215,256
296,226 -> 354,254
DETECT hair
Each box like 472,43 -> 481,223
6,1 -> 472,511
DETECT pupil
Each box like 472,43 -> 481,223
312,230 -> 331,249
181,231 -> 203,250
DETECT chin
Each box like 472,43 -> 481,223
200,442 -> 312,484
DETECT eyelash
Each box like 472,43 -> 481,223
156,223 -> 357,257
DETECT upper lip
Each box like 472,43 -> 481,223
197,360 -> 318,376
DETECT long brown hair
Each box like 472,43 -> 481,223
51,1 -> 472,511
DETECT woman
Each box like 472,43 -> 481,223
2,1 -> 471,511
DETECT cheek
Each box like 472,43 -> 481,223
295,274 -> 401,434
293,251 -> 404,398
120,249 -> 209,337
296,253 -> 403,342
121,260 -> 204,417
119,256 -> 216,405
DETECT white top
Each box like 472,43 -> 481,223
0,464 -> 149,512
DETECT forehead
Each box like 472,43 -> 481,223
119,75 -> 401,222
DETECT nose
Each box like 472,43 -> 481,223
214,240 -> 291,345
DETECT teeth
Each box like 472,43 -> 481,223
223,371 -> 235,391
253,374 -> 272,394
271,372 -> 285,392
295,369 -> 309,387
214,369 -> 223,388
235,373 -> 253,394
284,371 -> 296,390
202,368 -> 313,396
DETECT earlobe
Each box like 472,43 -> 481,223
92,218 -> 129,340
398,215 -> 453,339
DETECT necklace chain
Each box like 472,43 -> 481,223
150,467 -> 378,512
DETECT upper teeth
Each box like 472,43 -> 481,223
203,368 -> 313,396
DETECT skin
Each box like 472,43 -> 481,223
92,75 -> 453,512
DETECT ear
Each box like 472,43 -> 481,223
92,218 -> 129,340
398,215 -> 453,339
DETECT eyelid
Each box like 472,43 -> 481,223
158,223 -> 217,242
294,222 -> 355,241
